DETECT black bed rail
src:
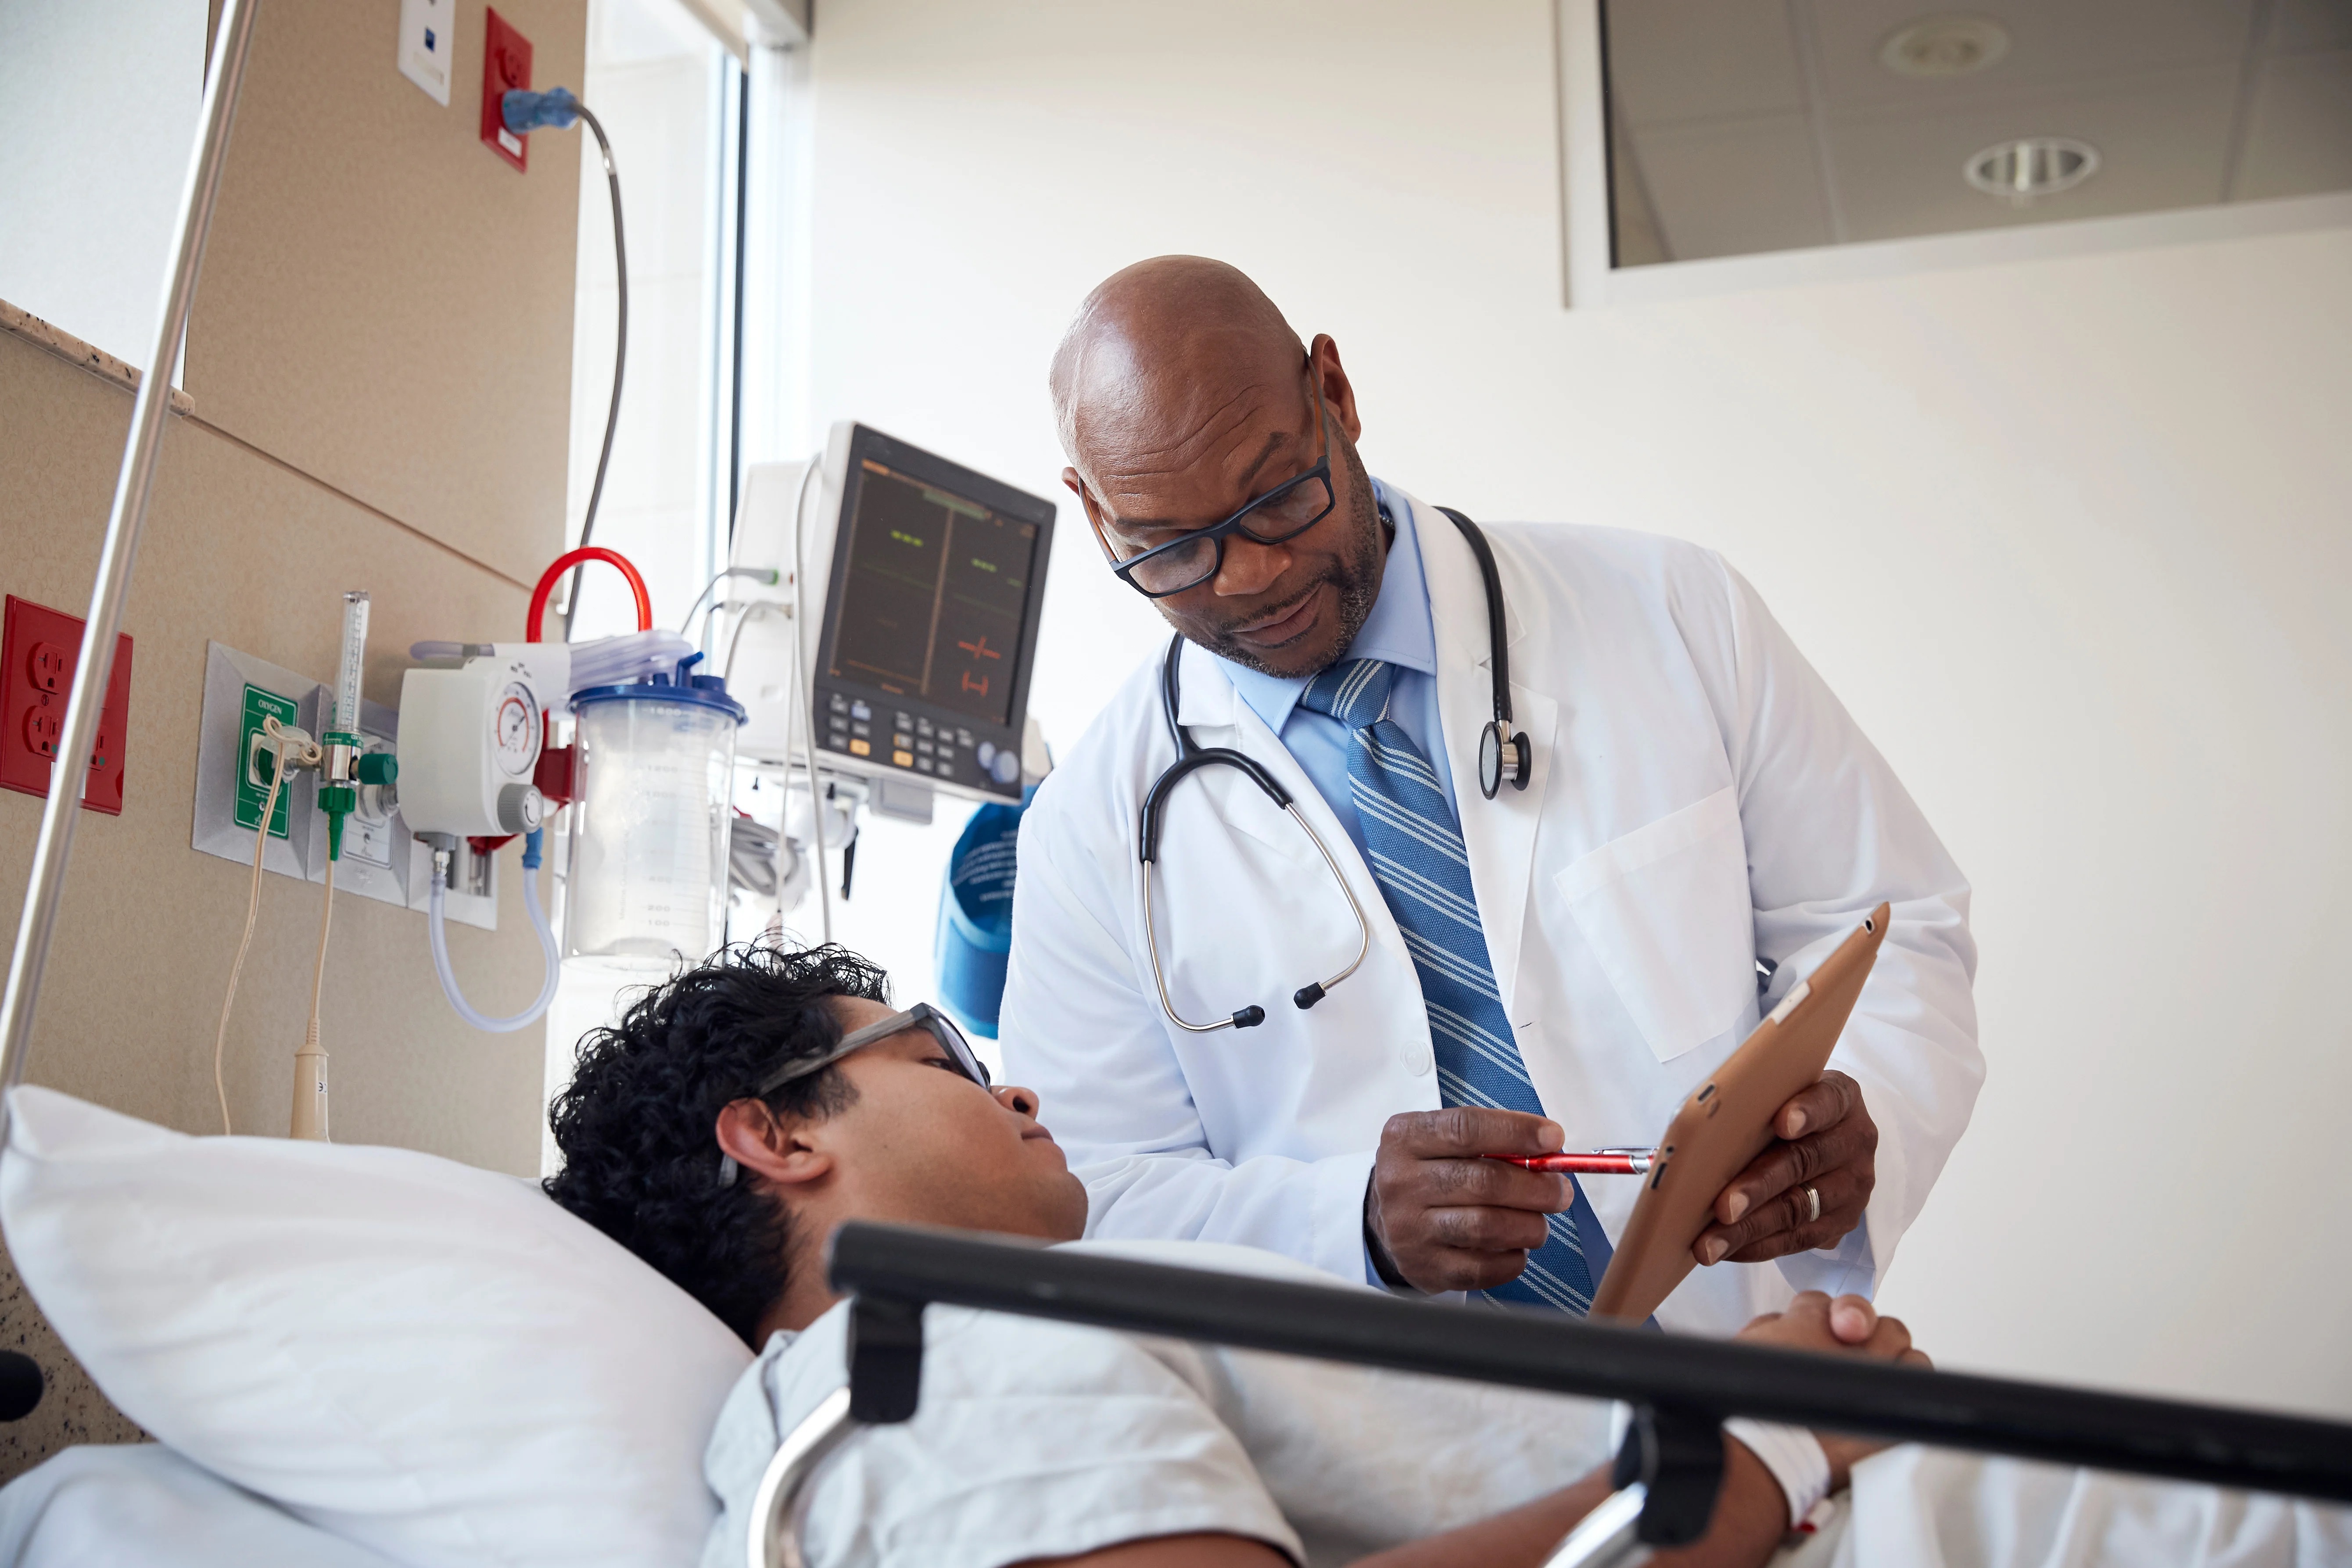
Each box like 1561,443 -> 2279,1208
825,1221 -> 2352,1507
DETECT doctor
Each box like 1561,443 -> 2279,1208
999,257 -> 1980,1334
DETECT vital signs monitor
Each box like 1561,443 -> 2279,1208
728,424 -> 1056,806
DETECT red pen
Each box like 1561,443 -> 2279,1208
1487,1147 -> 1656,1175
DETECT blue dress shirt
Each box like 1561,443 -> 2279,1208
1216,478 -> 1458,858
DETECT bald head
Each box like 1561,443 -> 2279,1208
1050,257 -> 1306,483
1048,258 -> 1387,680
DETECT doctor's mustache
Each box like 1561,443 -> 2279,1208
1179,440 -> 1387,676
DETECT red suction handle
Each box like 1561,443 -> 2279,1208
527,547 -> 653,642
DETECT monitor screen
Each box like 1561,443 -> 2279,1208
826,457 -> 1045,729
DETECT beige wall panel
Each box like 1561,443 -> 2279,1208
186,0 -> 587,587
0,333 -> 547,1174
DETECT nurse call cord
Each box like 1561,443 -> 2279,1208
1138,507 -> 1527,1033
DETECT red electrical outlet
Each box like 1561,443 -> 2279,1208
0,595 -> 132,816
480,8 -> 533,172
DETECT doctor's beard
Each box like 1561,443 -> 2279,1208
1184,435 -> 1388,680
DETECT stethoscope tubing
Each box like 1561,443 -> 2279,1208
1136,504 -> 1521,1033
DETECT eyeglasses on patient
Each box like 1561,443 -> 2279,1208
1091,363 -> 1337,599
718,1003 -> 991,1188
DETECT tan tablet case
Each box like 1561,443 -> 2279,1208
1587,903 -> 1890,1324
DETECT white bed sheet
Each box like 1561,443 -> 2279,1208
0,1444 -> 401,1568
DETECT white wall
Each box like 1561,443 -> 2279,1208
791,0 -> 2352,1416
0,0 -> 201,368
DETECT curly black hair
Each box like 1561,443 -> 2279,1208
543,942 -> 890,1346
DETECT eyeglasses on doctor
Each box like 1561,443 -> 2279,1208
718,1002 -> 991,1187
1091,367 -> 1337,599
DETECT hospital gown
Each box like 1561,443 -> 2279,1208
700,1241 -> 2352,1568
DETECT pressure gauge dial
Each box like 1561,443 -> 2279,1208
494,683 -> 541,777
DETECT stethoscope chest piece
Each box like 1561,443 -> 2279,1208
1478,720 -> 1530,800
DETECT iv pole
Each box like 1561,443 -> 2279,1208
0,0 -> 265,1115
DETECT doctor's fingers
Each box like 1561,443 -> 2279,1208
1382,1106 -> 1563,1159
1710,1104 -> 1878,1227
1402,1156 -> 1574,1213
1698,1163 -> 1870,1266
1775,1070 -> 1865,1141
1421,1200 -> 1556,1256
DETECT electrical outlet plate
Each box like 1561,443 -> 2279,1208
1,594 -> 132,816
479,8 -> 532,170
396,0 -> 456,105
194,643 -> 498,931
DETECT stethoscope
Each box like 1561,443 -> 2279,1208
1137,506 -> 1531,1033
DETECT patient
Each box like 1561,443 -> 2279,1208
545,945 -> 2347,1568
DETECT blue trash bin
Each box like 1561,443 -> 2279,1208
935,785 -> 1035,1039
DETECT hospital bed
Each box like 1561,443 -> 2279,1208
755,1222 -> 2352,1568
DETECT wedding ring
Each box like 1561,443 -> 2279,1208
1803,1184 -> 1821,1224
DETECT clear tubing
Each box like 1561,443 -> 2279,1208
332,591 -> 369,738
428,834 -> 560,1033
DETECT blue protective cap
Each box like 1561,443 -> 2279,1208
502,86 -> 581,134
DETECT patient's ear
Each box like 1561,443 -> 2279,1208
715,1099 -> 834,1190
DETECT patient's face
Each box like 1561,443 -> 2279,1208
818,996 -> 1089,1243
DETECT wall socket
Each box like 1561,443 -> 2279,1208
194,642 -> 498,931
1,594 -> 132,816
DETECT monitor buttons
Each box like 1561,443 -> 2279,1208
828,692 -> 850,715
892,748 -> 914,768
848,738 -> 871,757
989,748 -> 1020,785
849,700 -> 871,722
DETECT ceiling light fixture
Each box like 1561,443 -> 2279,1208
1880,14 -> 2012,77
1965,136 -> 2101,204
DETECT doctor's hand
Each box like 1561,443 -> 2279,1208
1364,1108 -> 1574,1294
1695,1070 -> 1877,1268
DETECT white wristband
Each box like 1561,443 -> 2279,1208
1721,1418 -> 1831,1532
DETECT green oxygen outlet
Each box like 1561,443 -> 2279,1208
355,752 -> 397,786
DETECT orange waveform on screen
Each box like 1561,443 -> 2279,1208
960,671 -> 991,696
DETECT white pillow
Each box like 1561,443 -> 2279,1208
0,1086 -> 751,1568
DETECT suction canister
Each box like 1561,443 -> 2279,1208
565,657 -> 746,967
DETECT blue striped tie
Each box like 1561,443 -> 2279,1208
1299,657 -> 1613,1314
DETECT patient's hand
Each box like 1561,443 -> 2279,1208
1736,1292 -> 1930,1487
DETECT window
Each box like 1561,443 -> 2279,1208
561,0 -> 747,640
1559,0 -> 2352,301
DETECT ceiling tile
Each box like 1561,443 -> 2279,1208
2270,0 -> 2352,53
1823,66 -> 2240,242
1624,114 -> 1834,260
2234,49 -> 2352,197
1604,0 -> 1805,126
1804,0 -> 2258,111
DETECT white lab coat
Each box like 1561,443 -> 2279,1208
999,489 -> 1981,1335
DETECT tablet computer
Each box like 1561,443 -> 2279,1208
1587,903 -> 1890,1324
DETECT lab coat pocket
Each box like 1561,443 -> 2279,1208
1555,786 -> 1754,1063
